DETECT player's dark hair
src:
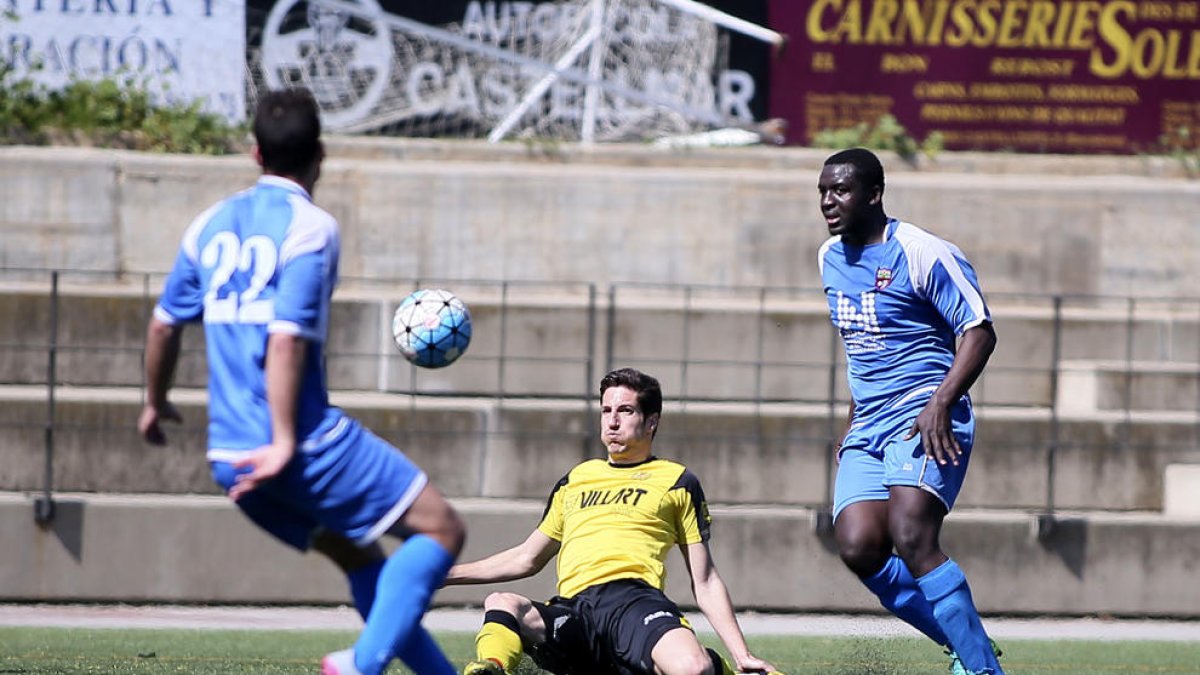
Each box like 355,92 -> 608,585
600,367 -> 663,418
253,88 -> 321,176
824,147 -> 885,192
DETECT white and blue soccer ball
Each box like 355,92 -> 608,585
391,288 -> 472,368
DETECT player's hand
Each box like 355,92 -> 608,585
227,442 -> 296,500
905,399 -> 961,466
735,654 -> 779,674
138,402 -> 182,446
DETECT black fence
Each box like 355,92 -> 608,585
3,269 -> 1199,521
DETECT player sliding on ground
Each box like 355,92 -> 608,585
817,148 -> 1003,675
444,368 -> 781,675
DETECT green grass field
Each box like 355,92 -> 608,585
2,628 -> 1200,674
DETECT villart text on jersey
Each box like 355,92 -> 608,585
580,487 -> 649,509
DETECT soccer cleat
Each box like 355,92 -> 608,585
321,649 -> 363,675
945,649 -> 967,675
463,659 -> 505,675
945,639 -> 1003,675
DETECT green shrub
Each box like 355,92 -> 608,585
811,114 -> 943,162
1158,126 -> 1199,177
0,65 -> 245,155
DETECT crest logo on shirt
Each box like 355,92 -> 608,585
875,268 -> 893,290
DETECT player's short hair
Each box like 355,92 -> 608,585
600,367 -> 663,418
824,147 -> 885,193
253,88 -> 321,176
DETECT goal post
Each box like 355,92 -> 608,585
249,0 -> 786,143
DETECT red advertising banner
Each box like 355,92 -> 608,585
768,0 -> 1200,153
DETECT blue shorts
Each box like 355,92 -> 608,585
210,417 -> 427,550
832,399 -> 975,522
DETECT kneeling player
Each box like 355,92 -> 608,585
444,368 -> 780,675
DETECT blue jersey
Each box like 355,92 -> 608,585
154,175 -> 346,459
818,219 -> 991,429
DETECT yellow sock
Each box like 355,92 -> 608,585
475,610 -> 524,673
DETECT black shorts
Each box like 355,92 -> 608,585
528,578 -> 691,675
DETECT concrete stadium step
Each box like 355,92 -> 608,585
1164,464 -> 1200,518
2,385 -> 1198,512
1058,360 -> 1200,414
3,279 -> 1199,410
322,136 -> 1194,178
4,491 -> 1200,617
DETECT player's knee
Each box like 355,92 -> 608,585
482,591 -> 527,615
888,521 -> 938,563
670,650 -> 716,675
704,647 -> 733,675
441,507 -> 467,556
653,635 -> 715,675
312,530 -> 385,573
398,486 -> 467,556
835,518 -> 890,568
420,503 -> 466,558
836,532 -> 891,576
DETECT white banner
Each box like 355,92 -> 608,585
1,0 -> 246,122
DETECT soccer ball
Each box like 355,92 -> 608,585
391,288 -> 472,368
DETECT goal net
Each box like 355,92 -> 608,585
246,0 -> 782,143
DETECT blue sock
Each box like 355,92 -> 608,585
353,535 -> 455,675
347,559 -> 386,620
395,626 -> 456,674
347,562 -> 454,674
862,555 -> 949,646
916,559 -> 1003,674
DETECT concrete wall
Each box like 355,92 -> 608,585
5,492 -> 1200,617
6,282 -> 1200,410
4,140 -> 1200,615
1,142 -> 1198,297
3,387 -> 1197,512
1,285 -> 1198,514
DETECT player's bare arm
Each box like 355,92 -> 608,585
138,316 -> 184,446
680,541 -> 777,673
444,529 -> 559,586
229,332 -> 307,500
906,321 -> 997,466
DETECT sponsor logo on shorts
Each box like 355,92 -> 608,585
642,610 -> 674,626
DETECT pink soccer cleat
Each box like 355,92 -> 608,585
321,649 -> 363,675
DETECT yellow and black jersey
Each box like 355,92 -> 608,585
537,456 -> 711,599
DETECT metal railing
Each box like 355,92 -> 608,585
4,269 -> 1200,523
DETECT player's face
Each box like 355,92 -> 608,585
600,385 -> 657,464
818,163 -> 880,241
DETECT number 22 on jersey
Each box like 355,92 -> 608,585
201,232 -> 278,324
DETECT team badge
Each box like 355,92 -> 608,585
875,268 -> 893,290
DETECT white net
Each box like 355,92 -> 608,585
247,0 -> 763,142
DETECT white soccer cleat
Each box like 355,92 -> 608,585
321,648 -> 363,675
